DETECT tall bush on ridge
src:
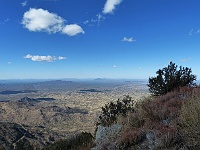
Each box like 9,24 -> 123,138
148,61 -> 196,96
98,95 -> 135,126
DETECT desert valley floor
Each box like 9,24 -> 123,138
0,79 -> 149,149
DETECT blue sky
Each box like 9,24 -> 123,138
0,0 -> 200,79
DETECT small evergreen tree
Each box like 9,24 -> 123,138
148,61 -> 196,96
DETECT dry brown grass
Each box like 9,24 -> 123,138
118,128 -> 145,149
117,87 -> 200,149
139,91 -> 183,129
96,86 -> 200,149
180,86 -> 200,148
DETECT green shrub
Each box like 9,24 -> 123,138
148,61 -> 196,96
98,95 -> 135,126
43,132 -> 94,150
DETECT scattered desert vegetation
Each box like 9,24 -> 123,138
1,62 -> 199,150
97,95 -> 135,126
92,62 -> 200,149
114,86 -> 200,149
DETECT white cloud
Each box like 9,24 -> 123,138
113,65 -> 117,68
189,29 -> 194,35
22,8 -> 64,33
24,54 -> 32,58
83,13 -> 106,27
196,29 -> 200,33
83,20 -> 89,24
22,8 -> 84,36
180,58 -> 191,62
58,56 -> 66,60
21,1 -> 28,7
188,28 -> 200,36
122,37 -> 136,42
96,13 -> 105,23
103,0 -> 123,14
24,54 -> 66,62
62,24 -> 85,36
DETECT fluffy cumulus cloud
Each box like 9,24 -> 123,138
22,8 -> 64,33
62,24 -> 84,36
24,54 -> 66,62
122,37 -> 136,42
22,8 -> 84,36
103,0 -> 123,14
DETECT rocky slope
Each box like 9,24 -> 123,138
0,122 -> 64,150
0,98 -> 95,149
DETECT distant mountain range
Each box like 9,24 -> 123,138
0,78 -> 148,84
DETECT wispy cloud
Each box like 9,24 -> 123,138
189,28 -> 200,36
96,13 -> 105,24
24,54 -> 66,62
113,65 -> 117,68
189,29 -> 194,35
83,13 -> 105,26
42,0 -> 59,1
103,0 -> 123,14
180,58 -> 191,62
83,0 -> 122,27
58,56 -> 66,60
83,20 -> 89,25
22,8 -> 84,36
122,37 -> 136,42
0,18 -> 9,25
21,1 -> 28,7
196,29 -> 200,33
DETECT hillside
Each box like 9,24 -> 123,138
91,86 -> 200,149
0,122 -> 64,150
